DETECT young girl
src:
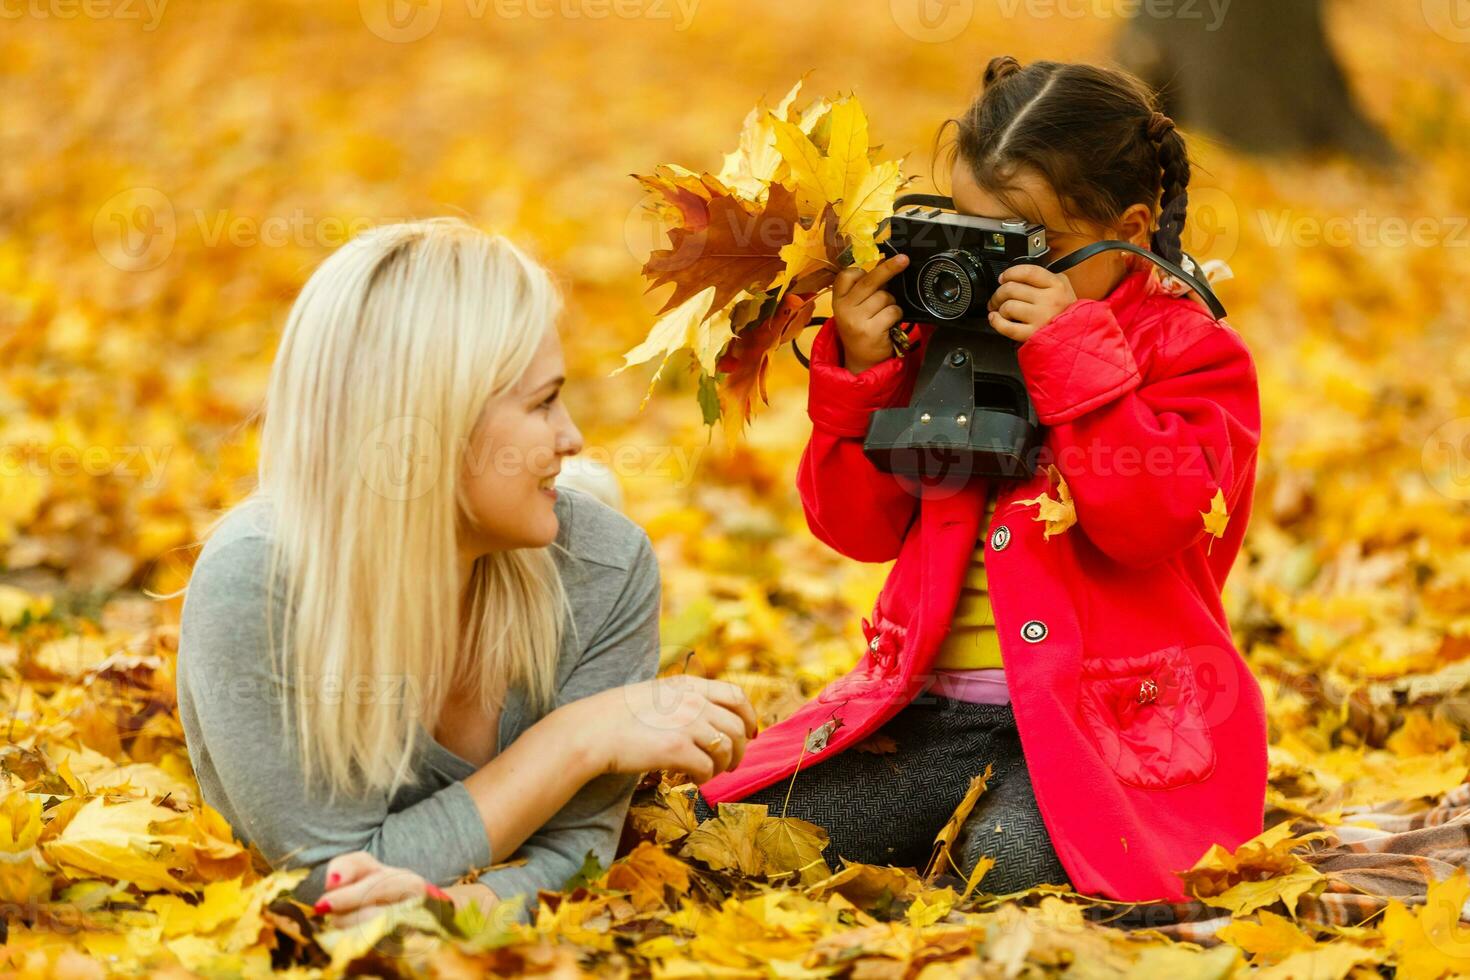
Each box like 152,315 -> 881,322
695,57 -> 1266,902
174,219 -> 757,929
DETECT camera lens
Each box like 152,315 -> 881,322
917,250 -> 984,320
934,269 -> 962,305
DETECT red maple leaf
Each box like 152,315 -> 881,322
644,183 -> 798,315
716,289 -> 816,429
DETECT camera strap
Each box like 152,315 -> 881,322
1044,241 -> 1227,319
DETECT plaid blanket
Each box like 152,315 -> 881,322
1086,781 -> 1470,945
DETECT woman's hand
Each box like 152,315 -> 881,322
565,674 -> 759,784
831,253 -> 910,375
988,264 -> 1077,342
313,851 -> 453,929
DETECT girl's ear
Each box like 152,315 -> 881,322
1117,202 -> 1154,248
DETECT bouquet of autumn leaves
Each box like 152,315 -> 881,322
615,78 -> 910,431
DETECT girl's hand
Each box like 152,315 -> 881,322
566,674 -> 759,784
313,851 -> 452,929
831,253 -> 910,375
987,264 -> 1077,343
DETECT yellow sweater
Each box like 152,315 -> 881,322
932,496 -> 1004,670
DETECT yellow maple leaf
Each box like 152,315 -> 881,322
43,797 -> 199,893
1253,943 -> 1381,980
679,801 -> 766,876
628,782 -> 701,844
1180,820 -> 1331,916
0,790 -> 49,905
836,158 -> 904,269
772,210 -> 839,296
1382,867 -> 1470,979
1201,488 -> 1230,553
1216,908 -> 1318,965
770,95 -> 904,270
612,286 -> 718,406
718,75 -> 809,198
146,876 -> 250,937
905,886 -> 956,927
758,816 -> 830,880
1018,464 -> 1076,540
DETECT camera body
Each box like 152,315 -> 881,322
862,195 -> 1047,483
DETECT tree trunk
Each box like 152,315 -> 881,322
1116,0 -> 1396,164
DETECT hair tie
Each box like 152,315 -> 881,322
1146,110 -> 1175,143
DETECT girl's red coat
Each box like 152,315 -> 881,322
698,268 -> 1267,902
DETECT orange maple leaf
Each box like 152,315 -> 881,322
634,165 -> 729,233
644,182 -> 798,315
715,290 -> 815,430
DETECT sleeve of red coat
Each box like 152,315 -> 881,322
796,317 -> 936,563
1015,298 -> 1261,569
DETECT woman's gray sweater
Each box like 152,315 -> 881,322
175,488 -> 661,923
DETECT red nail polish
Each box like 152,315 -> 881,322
314,899 -> 331,914
426,885 -> 451,901
327,872 -> 339,887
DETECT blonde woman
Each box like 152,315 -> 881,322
174,219 -> 756,928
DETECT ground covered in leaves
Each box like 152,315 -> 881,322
2,0 -> 1470,976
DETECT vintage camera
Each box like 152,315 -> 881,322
862,194 -> 1049,483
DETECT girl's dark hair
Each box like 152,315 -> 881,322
936,55 -> 1190,265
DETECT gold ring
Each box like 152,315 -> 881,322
703,732 -> 730,751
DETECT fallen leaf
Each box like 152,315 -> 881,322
605,840 -> 692,912
1017,465 -> 1076,540
1202,488 -> 1230,553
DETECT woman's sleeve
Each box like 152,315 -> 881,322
177,535 -> 494,906
796,317 -> 936,563
473,532 -> 662,921
1015,299 -> 1262,568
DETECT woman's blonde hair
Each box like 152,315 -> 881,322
177,218 -> 569,799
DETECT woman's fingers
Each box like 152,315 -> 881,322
318,866 -> 425,915
322,850 -> 379,892
669,738 -> 717,783
698,679 -> 758,737
695,702 -> 749,769
692,722 -> 735,773
324,904 -> 390,930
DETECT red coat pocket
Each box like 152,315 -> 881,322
1077,644 -> 1217,790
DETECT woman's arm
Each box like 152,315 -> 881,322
177,534 -> 504,905
1015,300 -> 1262,568
468,532 -> 662,914
796,317 -> 936,563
